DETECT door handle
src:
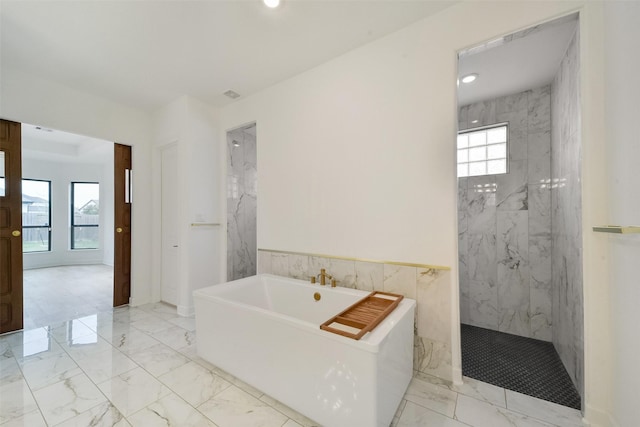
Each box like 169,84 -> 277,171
12,230 -> 21,237
116,227 -> 123,233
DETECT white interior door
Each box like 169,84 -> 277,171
161,144 -> 179,306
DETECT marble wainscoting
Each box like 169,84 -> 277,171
257,250 -> 454,382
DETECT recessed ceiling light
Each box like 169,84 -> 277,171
471,120 -> 479,124
461,73 -> 478,84
263,0 -> 280,8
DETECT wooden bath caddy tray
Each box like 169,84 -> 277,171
320,291 -> 404,340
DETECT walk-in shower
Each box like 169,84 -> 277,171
456,14 -> 583,409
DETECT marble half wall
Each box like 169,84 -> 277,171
257,249 -> 454,382
227,125 -> 257,281
458,86 -> 552,341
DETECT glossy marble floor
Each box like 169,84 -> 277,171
0,302 -> 584,427
23,265 -> 113,330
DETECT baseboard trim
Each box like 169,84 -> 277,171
583,403 -> 612,427
177,304 -> 194,317
128,297 -> 149,307
451,366 -> 463,386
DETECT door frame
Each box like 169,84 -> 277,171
1,120 -> 133,334
159,142 -> 179,305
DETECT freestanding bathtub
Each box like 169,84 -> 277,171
194,274 -> 415,427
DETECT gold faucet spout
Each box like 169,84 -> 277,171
318,268 -> 333,286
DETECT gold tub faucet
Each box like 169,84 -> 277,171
310,269 -> 337,287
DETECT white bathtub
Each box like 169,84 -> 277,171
194,274 -> 415,427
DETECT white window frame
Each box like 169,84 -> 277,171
457,123 -> 509,178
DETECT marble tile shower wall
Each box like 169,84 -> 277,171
458,86 -> 552,341
551,28 -> 583,400
227,127 -> 257,281
257,250 -> 454,382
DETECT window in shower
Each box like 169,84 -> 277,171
457,123 -> 508,177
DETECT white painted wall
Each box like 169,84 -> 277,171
22,156 -> 114,269
3,2 -> 637,423
219,1 -> 612,423
603,3 -> 640,426
152,96 -> 222,315
0,67 -> 154,306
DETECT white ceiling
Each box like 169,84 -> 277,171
22,124 -> 113,164
457,16 -> 578,106
1,0 -> 456,111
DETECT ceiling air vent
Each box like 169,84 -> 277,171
223,90 -> 241,99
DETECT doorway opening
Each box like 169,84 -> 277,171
226,123 -> 257,281
20,123 -> 115,329
456,14 -> 583,410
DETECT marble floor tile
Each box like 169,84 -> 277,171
167,316 -> 197,331
33,373 -> 108,426
128,393 -> 216,427
0,297 -> 582,427
111,307 -> 155,325
130,316 -> 174,334
91,320 -> 135,343
128,342 -> 190,377
398,401 -> 468,427
23,266 -> 114,329
46,319 -> 97,343
55,401 -> 130,427
107,328 -> 162,355
1,409 -> 47,427
506,390 -> 583,427
20,350 -> 82,391
259,394 -> 321,427
230,376 -> 265,399
57,335 -> 114,361
158,361 -> 232,407
197,385 -> 288,427
0,379 -> 38,425
414,372 -> 506,408
390,400 -> 407,427
0,354 -> 23,384
137,302 -> 180,321
403,376 -> 458,418
0,327 -> 49,348
73,348 -> 138,384
97,367 -> 171,417
10,335 -> 63,363
152,325 -> 196,350
455,394 -> 554,427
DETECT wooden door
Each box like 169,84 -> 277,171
0,120 -> 23,333
113,143 -> 132,306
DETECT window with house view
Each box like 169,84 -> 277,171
457,124 -> 508,177
71,182 -> 100,249
22,179 -> 51,253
